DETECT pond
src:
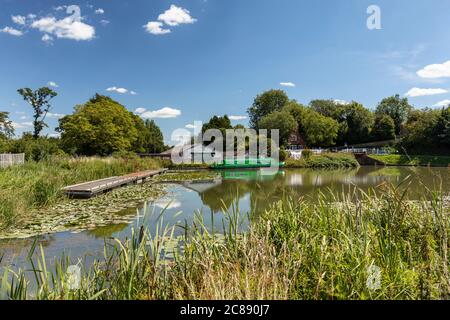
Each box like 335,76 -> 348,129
0,166 -> 449,269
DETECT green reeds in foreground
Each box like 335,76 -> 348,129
1,183 -> 449,300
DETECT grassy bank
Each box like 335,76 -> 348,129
0,156 -> 162,230
2,183 -> 448,300
285,153 -> 359,169
370,154 -> 450,167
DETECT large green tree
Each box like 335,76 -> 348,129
58,94 -> 140,156
284,102 -> 339,147
327,102 -> 374,145
372,114 -> 396,141
17,87 -> 57,139
433,106 -> 450,147
248,90 -> 289,129
399,108 -> 441,154
376,94 -> 412,135
258,110 -> 298,146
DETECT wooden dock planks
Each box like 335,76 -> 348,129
63,168 -> 168,198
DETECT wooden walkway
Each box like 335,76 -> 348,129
63,168 -> 168,198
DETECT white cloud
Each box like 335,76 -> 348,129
47,112 -> 66,119
47,81 -> 58,87
106,86 -> 130,94
417,61 -> 450,79
154,199 -> 181,209
95,8 -> 105,15
27,14 -> 37,20
12,121 -> 33,129
144,21 -> 171,35
42,34 -> 54,43
333,99 -> 351,105
229,115 -> 247,121
0,26 -> 23,36
31,8 -> 95,41
405,87 -> 448,97
157,5 -> 197,26
140,107 -> 181,119
280,82 -> 296,87
130,91 -> 137,95
433,99 -> 450,107
100,20 -> 110,26
11,15 -> 26,25
134,108 -> 146,114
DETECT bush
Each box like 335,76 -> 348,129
302,149 -> 313,159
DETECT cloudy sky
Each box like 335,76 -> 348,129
1,0 -> 450,142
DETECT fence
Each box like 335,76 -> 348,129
0,153 -> 25,168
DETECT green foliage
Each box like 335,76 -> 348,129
284,102 -> 339,147
258,110 -> 298,146
309,99 -> 343,118
285,153 -> 359,169
433,107 -> 450,147
133,118 -> 165,154
17,87 -> 57,139
202,115 -> 233,139
370,154 -> 450,167
336,102 -> 374,145
248,89 -> 289,129
372,114 -> 396,141
0,156 -> 162,230
6,183 -> 447,300
7,133 -> 65,161
58,94 -> 164,156
0,111 -> 14,139
376,94 -> 412,135
399,108 -> 449,155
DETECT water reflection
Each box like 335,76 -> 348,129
1,166 -> 448,269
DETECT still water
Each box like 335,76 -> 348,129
1,166 -> 448,268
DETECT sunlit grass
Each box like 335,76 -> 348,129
1,181 -> 449,300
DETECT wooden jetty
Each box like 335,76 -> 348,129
63,168 -> 168,199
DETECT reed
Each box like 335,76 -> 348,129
1,182 -> 449,300
0,156 -> 162,230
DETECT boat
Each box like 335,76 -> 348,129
210,158 -> 285,170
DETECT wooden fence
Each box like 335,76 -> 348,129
0,153 -> 25,168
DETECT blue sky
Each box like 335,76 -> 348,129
1,0 -> 450,143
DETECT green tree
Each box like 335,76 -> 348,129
399,108 -> 440,154
284,101 -> 339,147
433,106 -> 450,147
301,111 -> 339,147
0,111 -> 14,138
57,94 -> 140,156
248,90 -> 289,129
376,94 -> 412,135
372,114 -> 396,141
332,102 -> 374,145
309,99 -> 341,118
142,119 -> 165,153
17,87 -> 57,139
258,110 -> 298,146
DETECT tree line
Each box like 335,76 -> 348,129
200,89 -> 449,155
0,88 -> 165,160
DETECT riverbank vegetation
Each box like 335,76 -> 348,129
285,153 -> 359,169
0,156 -> 161,231
2,183 -> 449,300
370,154 -> 450,167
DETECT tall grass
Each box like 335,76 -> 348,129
0,156 -> 162,230
1,182 -> 449,300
